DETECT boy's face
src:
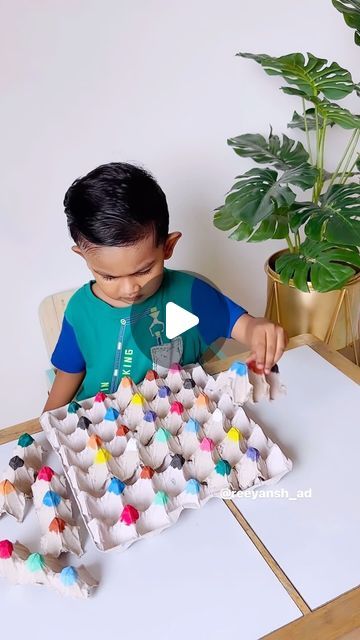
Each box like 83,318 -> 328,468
72,232 -> 181,308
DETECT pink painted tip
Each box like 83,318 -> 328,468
120,504 -> 140,525
94,391 -> 107,402
170,401 -> 184,415
37,466 -> 55,481
0,540 -> 14,559
200,437 -> 215,452
169,363 -> 182,373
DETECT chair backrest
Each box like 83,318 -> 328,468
39,289 -> 75,359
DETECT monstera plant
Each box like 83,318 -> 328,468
333,0 -> 360,45
214,51 -> 360,292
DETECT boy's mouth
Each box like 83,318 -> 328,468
121,295 -> 142,303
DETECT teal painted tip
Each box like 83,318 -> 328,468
26,553 -> 45,573
17,433 -> 34,448
68,401 -> 81,414
215,460 -> 231,476
154,491 -> 169,506
155,428 -> 171,443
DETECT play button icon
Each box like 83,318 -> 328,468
165,302 -> 199,339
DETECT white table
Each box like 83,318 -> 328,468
1,334 -> 359,639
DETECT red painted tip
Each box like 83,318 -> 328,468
37,466 -> 55,481
248,361 -> 263,375
116,424 -> 129,437
94,391 -> 107,402
145,369 -> 159,381
140,466 -> 155,479
0,540 -> 14,559
49,517 -> 66,533
120,504 -> 139,525
169,363 -> 182,372
170,401 -> 184,415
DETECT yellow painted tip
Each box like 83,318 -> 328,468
0,479 -> 15,495
94,448 -> 112,464
227,427 -> 242,442
130,393 -> 145,405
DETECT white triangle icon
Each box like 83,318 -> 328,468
165,302 -> 199,339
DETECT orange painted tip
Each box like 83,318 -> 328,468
145,369 -> 159,381
140,466 -> 155,479
195,393 -> 210,407
120,376 -> 133,388
116,424 -> 129,437
95,391 -> 107,402
87,434 -> 103,449
49,517 -> 66,533
170,401 -> 184,415
0,479 -> 15,495
200,437 -> 215,452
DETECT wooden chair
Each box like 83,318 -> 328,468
38,288 -> 75,388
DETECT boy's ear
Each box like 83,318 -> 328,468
71,245 -> 84,257
163,232 -> 182,260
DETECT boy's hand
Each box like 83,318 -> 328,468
231,314 -> 288,375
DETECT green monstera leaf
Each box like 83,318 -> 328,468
288,108 -> 336,130
216,166 -> 317,228
332,0 -> 360,45
275,239 -> 360,292
289,183 -> 360,245
237,52 -> 354,100
214,205 -> 291,242
227,132 -> 309,170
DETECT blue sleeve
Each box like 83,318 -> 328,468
191,277 -> 247,344
51,315 -> 86,373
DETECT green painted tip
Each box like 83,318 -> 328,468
17,433 -> 34,448
155,428 -> 171,443
26,553 -> 45,573
154,491 -> 169,506
68,401 -> 81,414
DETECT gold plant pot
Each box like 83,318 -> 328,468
265,249 -> 360,364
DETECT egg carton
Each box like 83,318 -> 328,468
32,466 -> 83,557
0,539 -> 97,598
40,361 -> 291,552
0,433 -> 43,522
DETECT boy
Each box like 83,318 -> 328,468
42,162 -> 288,412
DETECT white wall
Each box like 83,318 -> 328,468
1,0 -> 358,427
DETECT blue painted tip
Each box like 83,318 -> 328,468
230,361 -> 248,376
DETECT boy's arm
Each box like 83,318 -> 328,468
231,313 -> 288,375
42,369 -> 85,413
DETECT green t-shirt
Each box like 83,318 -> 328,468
51,267 -> 246,400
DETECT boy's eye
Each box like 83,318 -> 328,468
137,267 -> 152,275
102,266 -> 152,281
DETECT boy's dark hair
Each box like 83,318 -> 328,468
64,162 -> 169,248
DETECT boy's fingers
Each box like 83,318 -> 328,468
264,327 -> 276,374
273,328 -> 286,364
254,337 -> 266,370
